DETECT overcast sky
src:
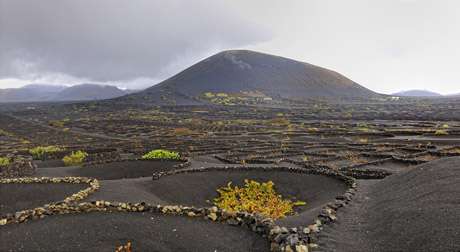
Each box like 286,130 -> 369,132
1,0 -> 459,94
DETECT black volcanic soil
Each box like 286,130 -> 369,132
147,169 -> 348,227
318,157 -> 460,252
358,160 -> 414,173
86,177 -> 166,204
34,159 -> 65,168
36,160 -> 180,180
0,183 -> 86,215
0,212 -> 269,252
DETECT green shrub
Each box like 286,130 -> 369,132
434,130 -> 449,136
214,179 -> 306,219
0,157 -> 10,167
62,151 -> 88,166
141,149 -> 180,160
29,146 -> 63,160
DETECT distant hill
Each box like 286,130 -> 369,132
120,50 -> 380,105
392,90 -> 442,97
0,84 -> 136,103
0,84 -> 66,102
54,84 -> 130,101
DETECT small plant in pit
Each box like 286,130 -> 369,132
434,129 -> 449,136
115,241 -> 132,252
62,151 -> 88,166
29,146 -> 63,160
0,157 -> 10,167
214,179 -> 306,219
141,149 -> 180,160
358,137 -> 369,144
447,147 -> 460,154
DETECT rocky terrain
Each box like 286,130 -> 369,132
1,99 -> 460,251
1,50 -> 460,252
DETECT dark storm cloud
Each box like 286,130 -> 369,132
0,0 -> 270,83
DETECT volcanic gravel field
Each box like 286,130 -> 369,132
1,211 -> 269,252
1,103 -> 460,251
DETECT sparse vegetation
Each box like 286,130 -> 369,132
434,129 -> 449,136
29,146 -> 63,160
199,91 -> 275,105
0,157 -> 10,167
141,149 -> 181,160
307,127 -> 319,133
270,117 -> 290,126
48,118 -> 70,128
358,138 -> 369,143
62,151 -> 88,166
213,179 -> 306,219
0,129 -> 13,137
115,241 -> 132,252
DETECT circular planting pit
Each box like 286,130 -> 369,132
356,160 -> 415,174
36,160 -> 181,180
0,183 -> 86,216
147,169 -> 348,227
0,211 -> 269,252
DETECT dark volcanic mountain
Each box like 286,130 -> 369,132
392,90 -> 442,97
0,84 -> 135,103
54,84 -> 130,101
122,50 -> 379,104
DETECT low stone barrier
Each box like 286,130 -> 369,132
152,165 -> 356,252
0,160 -> 36,178
1,165 -> 356,251
0,176 -> 100,225
83,156 -> 190,167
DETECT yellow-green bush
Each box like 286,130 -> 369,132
434,129 -> 449,136
141,149 -> 180,160
213,179 -> 306,219
62,151 -> 88,166
29,146 -> 63,160
0,157 -> 10,167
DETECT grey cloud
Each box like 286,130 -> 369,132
1,0 -> 460,94
0,0 -> 271,83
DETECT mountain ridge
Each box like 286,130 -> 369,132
0,84 -> 136,103
121,50 -> 381,105
392,89 -> 442,97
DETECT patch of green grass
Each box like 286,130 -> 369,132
141,149 -> 181,160
435,129 -> 449,136
62,151 -> 88,166
29,146 -> 63,160
0,157 -> 10,167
